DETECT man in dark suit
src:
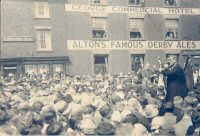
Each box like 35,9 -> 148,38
161,55 -> 188,102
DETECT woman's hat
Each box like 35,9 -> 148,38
115,123 -> 134,136
79,118 -> 97,135
144,104 -> 158,118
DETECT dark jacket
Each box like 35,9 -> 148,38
161,63 -> 187,102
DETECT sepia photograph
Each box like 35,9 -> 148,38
0,0 -> 200,135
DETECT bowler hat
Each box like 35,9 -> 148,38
64,94 -> 73,103
138,97 -> 148,106
0,111 -> 9,125
96,122 -> 115,135
46,122 -> 63,135
99,104 -> 113,118
69,115 -> 82,129
28,125 -> 42,135
110,94 -> 121,105
32,101 -> 44,112
122,113 -> 138,125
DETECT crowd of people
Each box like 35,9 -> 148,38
0,63 -> 200,136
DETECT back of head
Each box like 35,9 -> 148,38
32,114 -> 44,126
150,89 -> 157,98
32,101 -> 44,112
164,102 -> 175,113
46,122 -> 63,135
44,110 -> 56,123
0,111 -> 9,125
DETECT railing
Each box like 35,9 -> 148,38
94,64 -> 108,75
1,36 -> 35,42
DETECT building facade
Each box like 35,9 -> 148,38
1,0 -> 200,77
1,0 -> 69,78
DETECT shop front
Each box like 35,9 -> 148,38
0,57 -> 69,78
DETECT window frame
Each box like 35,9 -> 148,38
128,0 -> 143,6
164,0 -> 179,7
37,64 -> 50,74
35,1 -> 50,19
129,18 -> 145,40
164,18 -> 180,41
36,29 -> 52,52
90,0 -> 108,5
53,64 -> 64,74
94,54 -> 108,75
91,17 -> 108,40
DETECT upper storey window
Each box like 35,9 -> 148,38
129,0 -> 143,6
35,1 -> 50,18
165,19 -> 179,40
164,0 -> 178,7
92,17 -> 107,39
91,0 -> 107,5
130,18 -> 144,39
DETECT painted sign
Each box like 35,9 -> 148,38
65,4 -> 200,15
67,40 -> 200,50
182,50 -> 200,55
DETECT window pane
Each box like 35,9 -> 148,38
40,32 -> 46,48
92,18 -> 107,38
130,19 -> 144,39
94,56 -> 108,75
129,0 -> 141,5
37,30 -> 52,51
38,64 -> 50,74
92,0 -> 107,4
165,19 -> 179,40
53,64 -> 64,74
93,0 -> 101,3
25,65 -> 37,75
164,0 -> 178,6
35,2 -> 49,18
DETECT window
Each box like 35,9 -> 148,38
53,64 -> 64,74
25,65 -> 37,75
92,17 -> 107,39
94,55 -> 108,75
25,64 -> 50,75
130,18 -> 144,39
129,0 -> 142,6
36,30 -> 52,51
131,55 -> 144,72
165,19 -> 179,40
164,0 -> 178,7
3,65 -> 17,78
38,64 -> 50,74
35,1 -> 50,18
91,0 -> 107,5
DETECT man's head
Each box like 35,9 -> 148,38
167,55 -> 177,66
